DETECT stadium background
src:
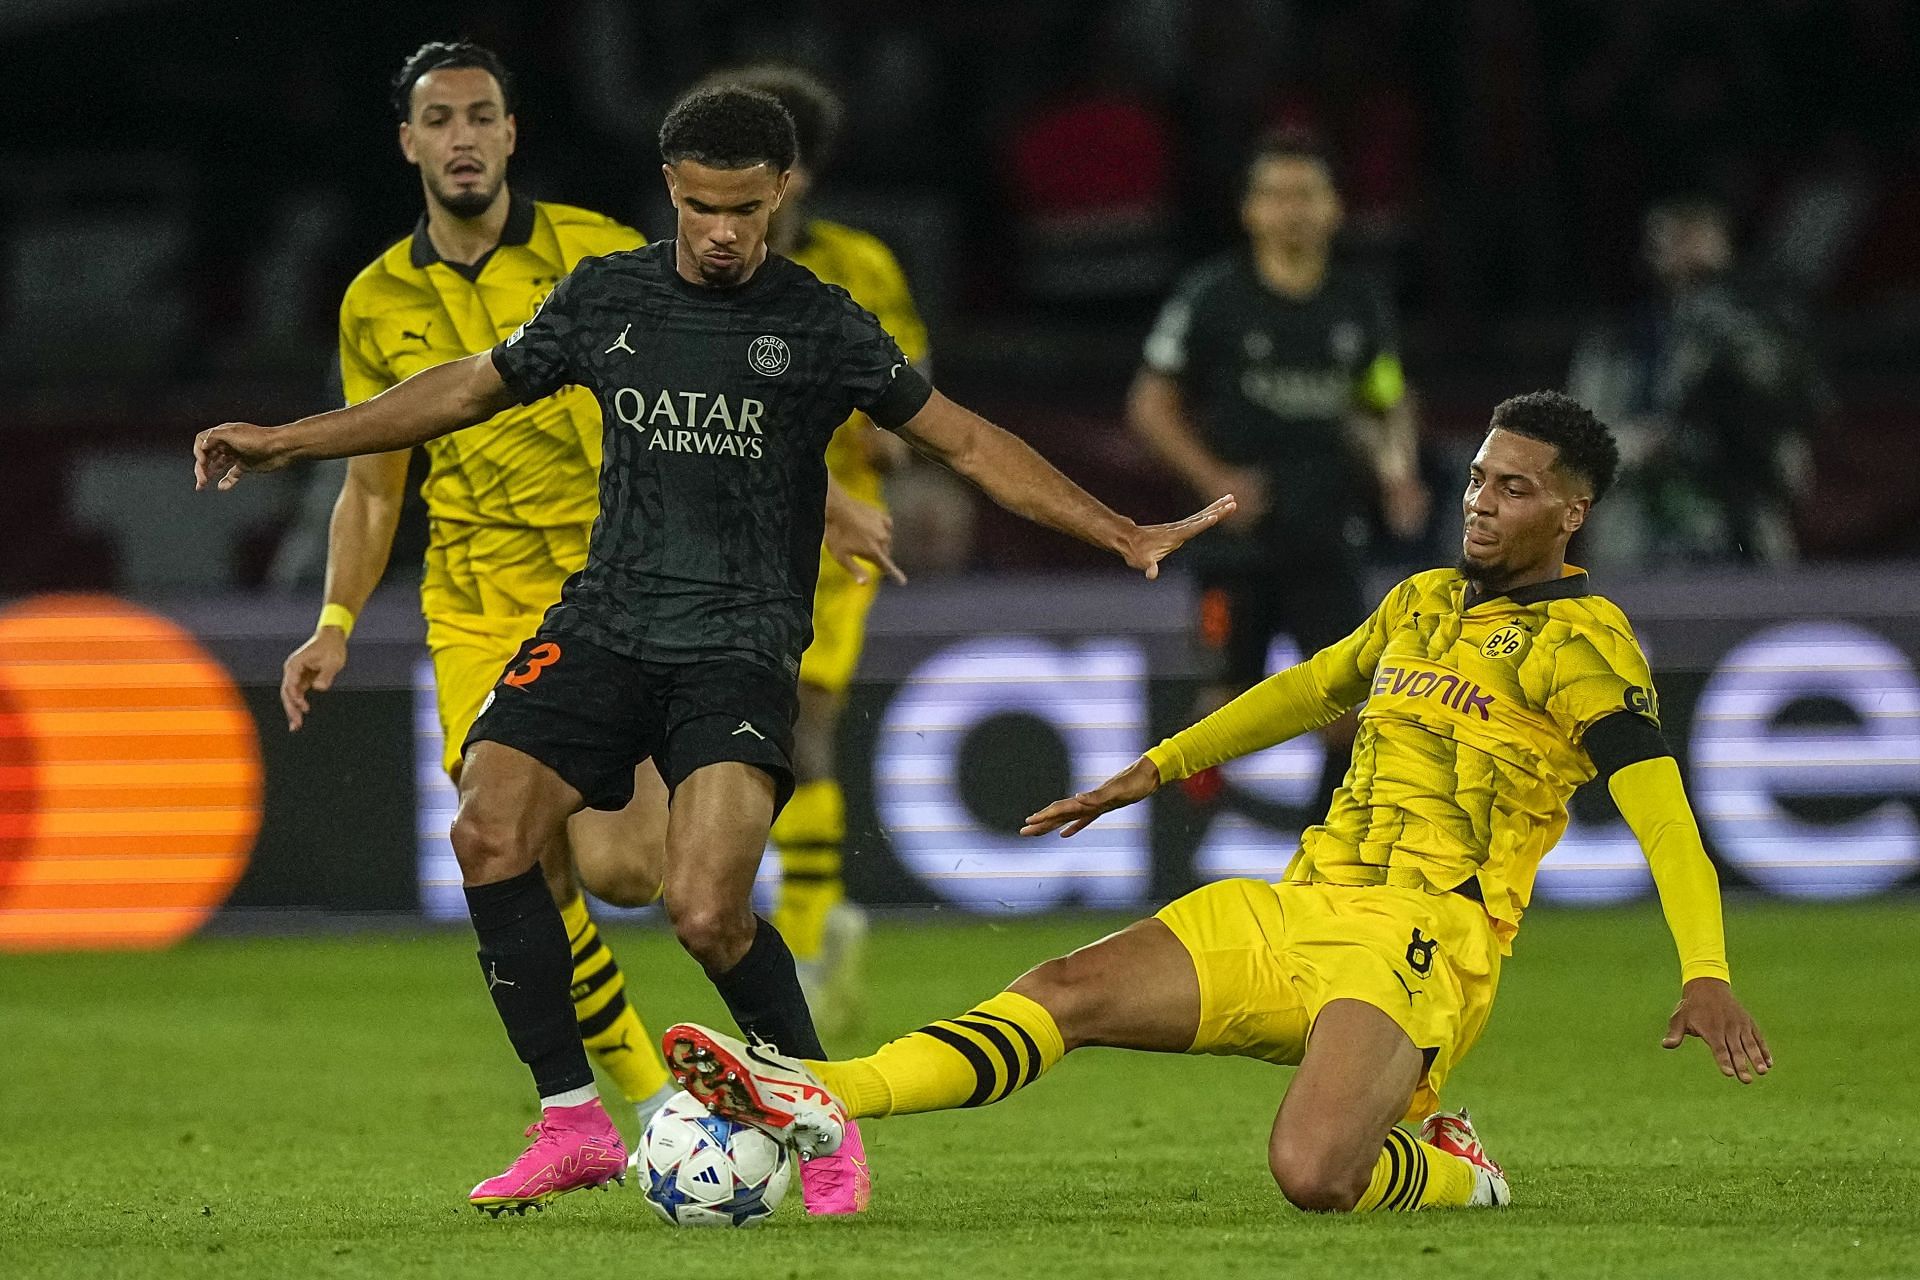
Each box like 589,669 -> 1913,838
2,5 -> 1919,1274
3,0 -> 1916,943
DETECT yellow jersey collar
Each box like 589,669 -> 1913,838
408,192 -> 536,273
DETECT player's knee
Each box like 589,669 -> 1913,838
449,808 -> 526,881
1008,954 -> 1100,1050
666,899 -> 754,972
1268,1141 -> 1366,1213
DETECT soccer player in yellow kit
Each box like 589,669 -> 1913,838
277,41 -> 682,1123
665,391 -> 1772,1213
705,65 -> 930,1033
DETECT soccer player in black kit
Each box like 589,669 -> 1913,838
1130,131 -> 1426,818
194,86 -> 1232,1216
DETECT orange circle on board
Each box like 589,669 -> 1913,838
0,594 -> 262,950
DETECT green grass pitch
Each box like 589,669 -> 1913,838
3,900 -> 1916,1279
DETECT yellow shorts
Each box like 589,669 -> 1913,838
1155,878 -> 1502,1121
425,611 -> 545,777
797,552 -> 879,695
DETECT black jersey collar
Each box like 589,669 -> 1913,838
655,238 -> 779,301
409,192 -> 536,276
1461,566 -> 1591,611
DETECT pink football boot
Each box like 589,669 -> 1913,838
798,1119 -> 872,1216
468,1098 -> 627,1216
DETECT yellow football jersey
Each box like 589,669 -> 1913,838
336,196 -> 643,618
787,219 -> 929,507
1284,567 -> 1657,948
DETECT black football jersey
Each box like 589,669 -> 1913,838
1142,254 -> 1401,535
491,240 -> 931,674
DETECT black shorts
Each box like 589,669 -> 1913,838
1196,563 -> 1366,690
463,632 -> 798,813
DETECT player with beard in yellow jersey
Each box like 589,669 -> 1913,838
665,391 -> 1772,1216
703,65 -> 930,1036
278,40 -> 682,1127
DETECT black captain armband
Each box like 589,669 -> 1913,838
1581,710 -> 1673,781
866,365 -> 934,431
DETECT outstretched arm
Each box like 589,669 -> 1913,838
1023,618 -> 1383,838
895,389 -> 1234,579
1586,712 -> 1773,1083
194,352 -> 515,490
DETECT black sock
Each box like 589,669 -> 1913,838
464,866 -> 594,1100
707,916 -> 826,1059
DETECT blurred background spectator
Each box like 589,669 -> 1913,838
3,0 -> 1918,600
1569,198 -> 1831,569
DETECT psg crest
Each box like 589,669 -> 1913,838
748,334 -> 791,377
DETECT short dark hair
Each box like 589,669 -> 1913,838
1243,127 -> 1339,195
699,65 -> 843,171
1488,391 -> 1620,502
659,86 -> 797,172
392,40 -> 515,122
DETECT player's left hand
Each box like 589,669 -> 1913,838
1663,977 -> 1772,1083
194,422 -> 288,491
1119,495 -> 1237,580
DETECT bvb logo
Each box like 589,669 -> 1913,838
1405,929 -> 1437,978
748,334 -> 791,377
1481,625 -> 1526,659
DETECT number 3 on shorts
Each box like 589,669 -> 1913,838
504,641 -> 562,688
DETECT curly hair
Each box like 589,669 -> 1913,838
1488,391 -> 1621,502
391,40 -> 514,122
658,86 -> 797,172
698,64 -> 843,172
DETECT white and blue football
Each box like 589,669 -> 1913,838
636,1091 -> 793,1227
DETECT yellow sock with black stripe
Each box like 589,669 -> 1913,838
1352,1126 -> 1477,1211
559,894 -> 671,1103
771,779 -> 844,962
806,990 -> 1065,1119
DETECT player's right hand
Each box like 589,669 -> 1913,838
194,422 -> 287,491
1022,756 -> 1161,838
281,627 -> 348,732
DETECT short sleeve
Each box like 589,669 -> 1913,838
1547,626 -> 1660,742
337,297 -> 395,407
491,265 -> 591,404
1141,265 -> 1214,377
834,296 -> 931,431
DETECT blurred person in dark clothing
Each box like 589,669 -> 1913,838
1129,131 -> 1425,817
1569,198 -> 1829,569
